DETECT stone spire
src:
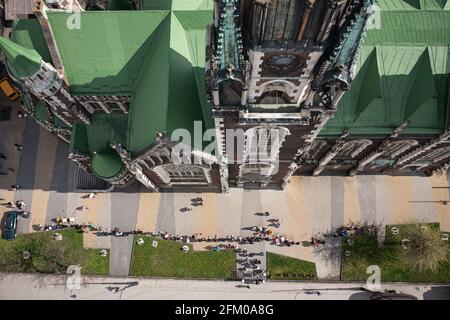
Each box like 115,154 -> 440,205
0,36 -> 42,79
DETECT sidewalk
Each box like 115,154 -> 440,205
0,273 -> 448,300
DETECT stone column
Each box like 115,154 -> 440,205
241,88 -> 248,107
297,0 -> 316,42
316,0 -> 340,44
281,162 -> 298,189
218,155 -> 229,193
214,0 -> 220,27
259,3 -> 270,45
212,88 -> 220,107
331,88 -> 345,108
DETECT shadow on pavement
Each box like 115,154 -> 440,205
423,286 -> 450,300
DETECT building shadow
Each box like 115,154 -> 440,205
423,286 -> 450,300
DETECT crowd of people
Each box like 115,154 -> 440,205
29,218 -> 306,249
238,252 -> 268,286
331,222 -> 374,238
2,195 -> 338,251
30,218 -> 379,254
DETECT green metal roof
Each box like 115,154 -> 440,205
322,45 -> 448,135
127,10 -> 213,153
140,0 -> 214,10
71,123 -> 89,154
321,4 -> 450,136
377,0 -> 450,10
33,100 -> 71,129
52,115 -> 71,129
44,9 -> 213,158
0,36 -> 42,79
33,100 -> 51,123
46,9 -> 213,158
47,11 -> 169,95
364,11 -> 450,45
106,0 -> 133,10
91,148 -> 124,179
10,19 -> 53,64
70,113 -> 128,154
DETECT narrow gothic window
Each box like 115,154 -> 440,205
153,164 -> 210,185
245,126 -> 290,162
308,140 -> 327,159
419,147 -> 450,163
104,101 -> 123,112
383,140 -> 418,158
86,101 -> 105,112
337,140 -> 372,159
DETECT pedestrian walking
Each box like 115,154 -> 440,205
5,201 -> 16,208
276,218 -> 282,225
16,202 -> 24,210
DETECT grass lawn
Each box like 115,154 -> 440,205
0,229 -> 109,275
130,236 -> 236,279
341,224 -> 450,283
266,252 -> 317,281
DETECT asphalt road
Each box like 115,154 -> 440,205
0,273 -> 448,300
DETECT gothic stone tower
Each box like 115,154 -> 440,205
206,0 -> 373,190
0,36 -> 90,142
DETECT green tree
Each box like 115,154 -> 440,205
0,233 -> 83,274
403,223 -> 449,272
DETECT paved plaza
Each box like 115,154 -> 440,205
1,108 -> 449,278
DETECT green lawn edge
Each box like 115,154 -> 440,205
0,229 -> 109,275
130,236 -> 236,279
341,223 -> 450,283
266,252 -> 317,281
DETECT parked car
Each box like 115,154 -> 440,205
2,211 -> 18,240
370,291 -> 418,300
0,78 -> 20,101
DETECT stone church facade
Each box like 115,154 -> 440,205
1,0 -> 449,192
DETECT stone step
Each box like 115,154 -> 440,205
74,167 -> 113,192
235,242 -> 267,282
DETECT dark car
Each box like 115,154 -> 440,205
2,211 -> 18,240
370,291 -> 418,300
